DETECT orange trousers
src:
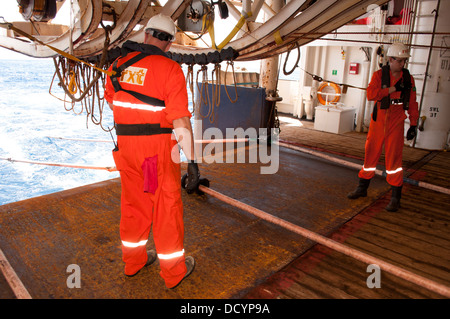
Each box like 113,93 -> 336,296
113,133 -> 187,288
358,108 -> 404,187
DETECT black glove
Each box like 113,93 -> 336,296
406,126 -> 417,140
184,161 -> 200,194
394,78 -> 404,92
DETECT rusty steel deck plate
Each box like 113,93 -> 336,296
0,145 -> 389,298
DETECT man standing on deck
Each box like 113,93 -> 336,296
347,43 -> 419,212
104,14 -> 201,288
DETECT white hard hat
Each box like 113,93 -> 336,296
387,43 -> 410,58
145,14 -> 177,41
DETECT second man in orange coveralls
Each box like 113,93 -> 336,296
348,43 -> 419,212
105,14 -> 202,288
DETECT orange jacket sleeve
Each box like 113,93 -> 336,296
163,62 -> 191,124
406,75 -> 419,126
104,62 -> 115,104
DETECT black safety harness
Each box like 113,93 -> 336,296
373,64 -> 411,121
109,41 -> 173,136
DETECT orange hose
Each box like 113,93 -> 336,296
0,249 -> 32,299
199,185 -> 450,298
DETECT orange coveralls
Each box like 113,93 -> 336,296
105,49 -> 191,288
359,68 -> 419,186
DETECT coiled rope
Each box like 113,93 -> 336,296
195,64 -> 222,123
49,25 -> 113,132
0,19 -> 115,132
223,61 -> 238,103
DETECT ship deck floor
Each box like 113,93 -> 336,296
246,116 -> 450,299
0,114 -> 449,299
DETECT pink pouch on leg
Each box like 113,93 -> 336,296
141,155 -> 158,194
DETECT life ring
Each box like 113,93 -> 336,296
317,82 -> 341,105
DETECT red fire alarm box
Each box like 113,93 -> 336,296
349,63 -> 359,74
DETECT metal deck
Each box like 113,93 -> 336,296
0,116 -> 449,299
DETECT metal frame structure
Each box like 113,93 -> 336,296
0,0 -> 391,60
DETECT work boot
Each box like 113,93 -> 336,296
170,256 -> 195,289
125,249 -> 157,277
386,186 -> 402,212
347,178 -> 371,199
184,256 -> 195,279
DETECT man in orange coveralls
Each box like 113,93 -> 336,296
105,14 -> 201,288
348,43 -> 419,212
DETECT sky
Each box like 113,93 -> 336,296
0,1 -> 34,59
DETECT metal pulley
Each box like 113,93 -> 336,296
178,0 -> 214,33
17,0 -> 57,22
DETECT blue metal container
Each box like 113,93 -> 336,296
194,83 -> 272,136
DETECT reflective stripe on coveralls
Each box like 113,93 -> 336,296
359,66 -> 419,187
363,166 -> 403,174
105,44 -> 191,288
386,167 -> 403,174
158,249 -> 185,260
113,100 -> 165,112
122,239 -> 148,248
358,116 -> 405,186
122,240 -> 185,260
122,239 -> 185,259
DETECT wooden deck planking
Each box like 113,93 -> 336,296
244,115 -> 450,299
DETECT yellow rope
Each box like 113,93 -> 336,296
273,30 -> 283,45
217,11 -> 252,50
0,21 -> 115,76
206,14 -> 217,50
67,70 -> 78,95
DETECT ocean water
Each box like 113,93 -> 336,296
0,59 -> 119,205
0,58 -> 298,206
